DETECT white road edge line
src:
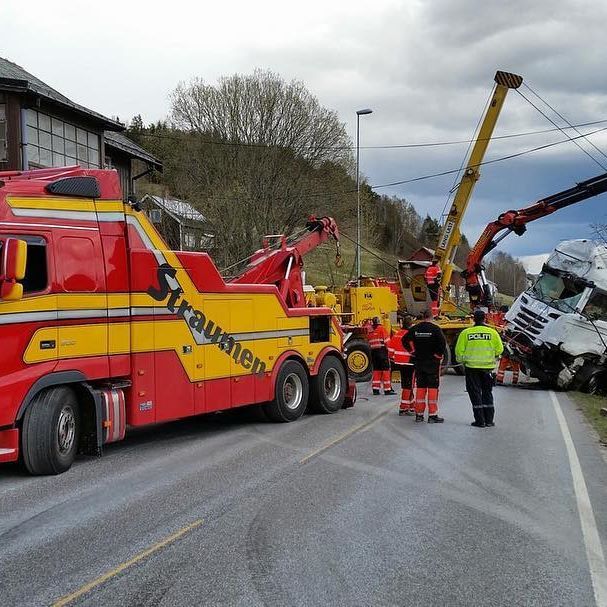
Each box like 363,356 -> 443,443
550,390 -> 607,607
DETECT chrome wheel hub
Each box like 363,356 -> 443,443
283,373 -> 303,410
57,405 -> 76,454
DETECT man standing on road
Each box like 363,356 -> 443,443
405,308 -> 446,423
455,309 -> 504,428
369,317 -> 395,396
387,316 -> 416,415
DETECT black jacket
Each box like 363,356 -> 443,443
406,321 -> 447,369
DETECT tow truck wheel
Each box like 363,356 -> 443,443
21,386 -> 80,475
263,360 -> 309,422
309,356 -> 347,414
345,339 -> 373,383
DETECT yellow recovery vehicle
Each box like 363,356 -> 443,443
331,70 -> 523,380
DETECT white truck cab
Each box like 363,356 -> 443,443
505,239 -> 607,391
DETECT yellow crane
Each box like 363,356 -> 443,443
397,70 -> 522,373
435,70 -> 523,304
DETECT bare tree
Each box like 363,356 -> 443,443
163,70 -> 353,267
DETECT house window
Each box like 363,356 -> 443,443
147,209 -> 162,223
183,231 -> 197,249
0,104 -> 7,162
25,109 -> 100,169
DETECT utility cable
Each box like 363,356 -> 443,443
132,119 -> 607,151
165,125 -> 607,207
522,82 -> 607,163
515,88 -> 607,171
370,126 -> 607,189
337,230 -> 399,272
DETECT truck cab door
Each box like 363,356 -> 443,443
55,233 -> 108,376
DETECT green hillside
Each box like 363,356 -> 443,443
303,238 -> 399,287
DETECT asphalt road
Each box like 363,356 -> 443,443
1,375 -> 607,607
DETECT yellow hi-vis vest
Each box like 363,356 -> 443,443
455,324 -> 504,369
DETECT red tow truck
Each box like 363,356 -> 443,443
0,166 -> 354,475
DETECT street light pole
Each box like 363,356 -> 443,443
356,108 -> 373,285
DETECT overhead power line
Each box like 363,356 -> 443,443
134,119 -> 607,151
515,87 -> 607,171
369,126 -> 607,190
522,82 -> 607,165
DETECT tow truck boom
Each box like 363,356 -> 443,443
464,171 -> 607,307
230,216 -> 340,308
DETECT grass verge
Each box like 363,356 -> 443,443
569,391 -> 607,445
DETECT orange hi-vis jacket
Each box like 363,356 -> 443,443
368,325 -> 389,350
387,330 -> 412,365
424,264 -> 441,284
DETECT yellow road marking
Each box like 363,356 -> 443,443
300,406 -> 392,464
53,518 -> 204,607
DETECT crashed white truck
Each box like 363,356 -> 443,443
505,239 -> 607,392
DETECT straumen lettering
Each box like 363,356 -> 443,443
147,264 -> 267,375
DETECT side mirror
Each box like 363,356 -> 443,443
0,238 -> 27,301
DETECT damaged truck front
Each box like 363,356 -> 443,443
505,239 -> 607,392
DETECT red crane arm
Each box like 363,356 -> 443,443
230,216 -> 340,308
463,172 -> 607,308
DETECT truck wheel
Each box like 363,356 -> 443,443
345,339 -> 373,382
309,356 -> 347,414
21,386 -> 80,475
263,360 -> 309,422
583,371 -> 607,395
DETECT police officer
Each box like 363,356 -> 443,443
455,309 -> 504,427
405,308 -> 446,423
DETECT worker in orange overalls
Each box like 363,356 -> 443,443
404,308 -> 446,423
424,258 -> 442,318
369,317 -> 395,396
387,316 -> 416,415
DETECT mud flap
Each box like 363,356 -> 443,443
343,379 -> 357,408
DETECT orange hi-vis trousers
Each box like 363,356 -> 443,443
415,387 -> 439,415
400,387 -> 414,411
372,370 -> 392,392
397,366 -> 415,412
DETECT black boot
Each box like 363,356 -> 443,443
484,406 -> 495,427
372,389 -> 380,395
384,389 -> 396,396
472,406 -> 486,428
428,415 -> 444,423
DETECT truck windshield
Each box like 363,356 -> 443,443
583,290 -> 607,322
531,270 -> 585,313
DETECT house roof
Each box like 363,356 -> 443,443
0,57 -> 122,130
141,194 -> 206,223
104,131 -> 162,169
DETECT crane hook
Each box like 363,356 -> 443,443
334,242 -> 343,267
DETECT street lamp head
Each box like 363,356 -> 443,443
356,108 -> 373,116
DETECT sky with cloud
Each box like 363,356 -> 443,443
3,0 -> 607,257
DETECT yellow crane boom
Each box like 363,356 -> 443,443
436,70 -> 523,295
